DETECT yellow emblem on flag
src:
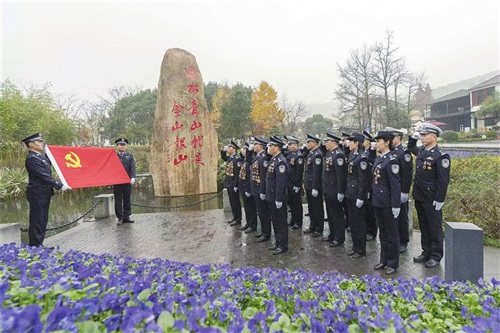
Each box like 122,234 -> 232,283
65,151 -> 82,168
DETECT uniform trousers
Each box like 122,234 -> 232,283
346,198 -> 366,254
28,195 -> 51,247
324,193 -> 346,243
226,187 -> 242,221
415,200 -> 444,261
305,189 -> 325,232
397,201 -> 410,246
255,195 -> 272,239
241,193 -> 257,229
268,201 -> 288,250
114,183 -> 132,220
365,196 -> 378,237
374,207 -> 400,269
287,186 -> 303,226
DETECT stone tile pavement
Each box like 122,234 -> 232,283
44,206 -> 500,282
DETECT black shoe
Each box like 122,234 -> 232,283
399,245 -> 407,253
347,249 -> 355,256
239,224 -> 249,230
329,241 -> 343,247
287,222 -> 294,226
268,244 -> 278,251
351,252 -> 366,259
425,259 -> 440,268
226,219 -> 235,224
385,267 -> 397,275
305,213 -> 310,217
303,228 -> 314,234
272,248 -> 287,255
255,233 -> 262,238
256,236 -> 269,243
291,224 -> 301,230
322,236 -> 332,242
413,254 -> 429,263
229,220 -> 241,226
123,218 -> 134,223
374,263 -> 386,270
244,227 -> 256,234
366,234 -> 375,241
311,232 -> 322,238
117,219 -> 123,225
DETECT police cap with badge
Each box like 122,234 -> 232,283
306,134 -> 320,143
347,132 -> 365,143
286,135 -> 300,145
385,127 -> 404,137
268,136 -> 285,148
323,132 -> 342,143
115,138 -> 129,145
21,133 -> 45,147
373,131 -> 395,141
362,130 -> 374,142
253,137 -> 269,147
228,140 -> 240,150
420,123 -> 443,137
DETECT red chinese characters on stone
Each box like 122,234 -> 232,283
175,136 -> 187,151
172,100 -> 184,117
187,83 -> 199,95
194,152 -> 205,166
192,135 -> 204,149
171,121 -> 184,132
174,154 -> 188,166
190,121 -> 202,131
185,67 -> 197,79
189,99 -> 198,117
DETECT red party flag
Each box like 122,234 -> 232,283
45,146 -> 130,189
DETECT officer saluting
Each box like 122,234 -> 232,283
408,123 -> 450,268
266,136 -> 289,255
386,126 -> 413,253
221,140 -> 242,226
284,135 -> 305,230
114,138 -> 136,224
303,134 -> 324,237
22,133 -> 71,247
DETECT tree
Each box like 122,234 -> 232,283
477,91 -> 500,119
251,81 -> 284,136
210,84 -> 231,133
220,83 -> 253,139
279,94 -> 308,134
204,81 -> 219,113
303,114 -> 333,137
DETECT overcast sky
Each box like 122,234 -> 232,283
1,0 -> 499,105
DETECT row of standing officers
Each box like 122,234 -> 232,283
222,123 -> 450,275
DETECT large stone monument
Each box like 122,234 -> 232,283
150,48 -> 218,196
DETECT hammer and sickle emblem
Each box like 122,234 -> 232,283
65,151 -> 82,168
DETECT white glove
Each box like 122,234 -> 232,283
248,144 -> 254,151
293,186 -> 300,193
233,187 -> 238,192
245,192 -> 251,197
345,140 -> 350,146
283,144 -> 288,150
337,193 -> 344,202
433,201 -> 444,211
223,145 -> 228,151
392,208 -> 401,218
61,184 -> 72,191
260,193 -> 266,200
312,189 -> 318,197
370,142 -> 377,150
275,201 -> 282,209
401,193 -> 409,203
130,178 -> 136,185
356,199 -> 364,208
411,133 -> 421,140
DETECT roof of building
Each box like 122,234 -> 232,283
469,74 -> 500,91
429,89 -> 470,104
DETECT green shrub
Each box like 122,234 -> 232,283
0,167 -> 27,200
441,130 -> 459,142
485,130 -> 497,139
126,145 -> 150,174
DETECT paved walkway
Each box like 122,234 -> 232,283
44,206 -> 500,281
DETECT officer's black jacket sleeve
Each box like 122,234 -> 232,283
221,150 -> 229,161
435,154 -> 451,203
245,151 -> 254,163
334,154 -> 347,194
259,158 -> 267,195
300,146 -> 309,157
26,156 -> 62,189
408,137 -> 419,156
276,160 -> 288,202
400,150 -> 413,194
130,154 -> 137,178
319,144 -> 327,155
233,156 -> 242,188
294,155 -> 305,187
388,159 -> 402,208
367,149 -> 376,164
312,153 -> 322,191
357,155 -> 369,200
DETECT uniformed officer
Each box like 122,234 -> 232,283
322,133 -> 348,247
345,132 -> 370,258
303,134 -> 325,237
408,123 -> 451,268
238,142 -> 257,232
221,140 -> 242,226
22,133 -> 71,247
284,135 -> 305,230
372,131 -> 402,275
386,126 -> 413,253
362,130 -> 378,241
266,136 -> 289,255
114,138 -> 137,224
250,137 -> 272,242
340,132 -> 351,232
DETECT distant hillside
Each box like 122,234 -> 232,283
431,70 -> 500,100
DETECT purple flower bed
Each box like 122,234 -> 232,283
0,244 -> 499,332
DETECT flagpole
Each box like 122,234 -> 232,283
45,146 -> 69,187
